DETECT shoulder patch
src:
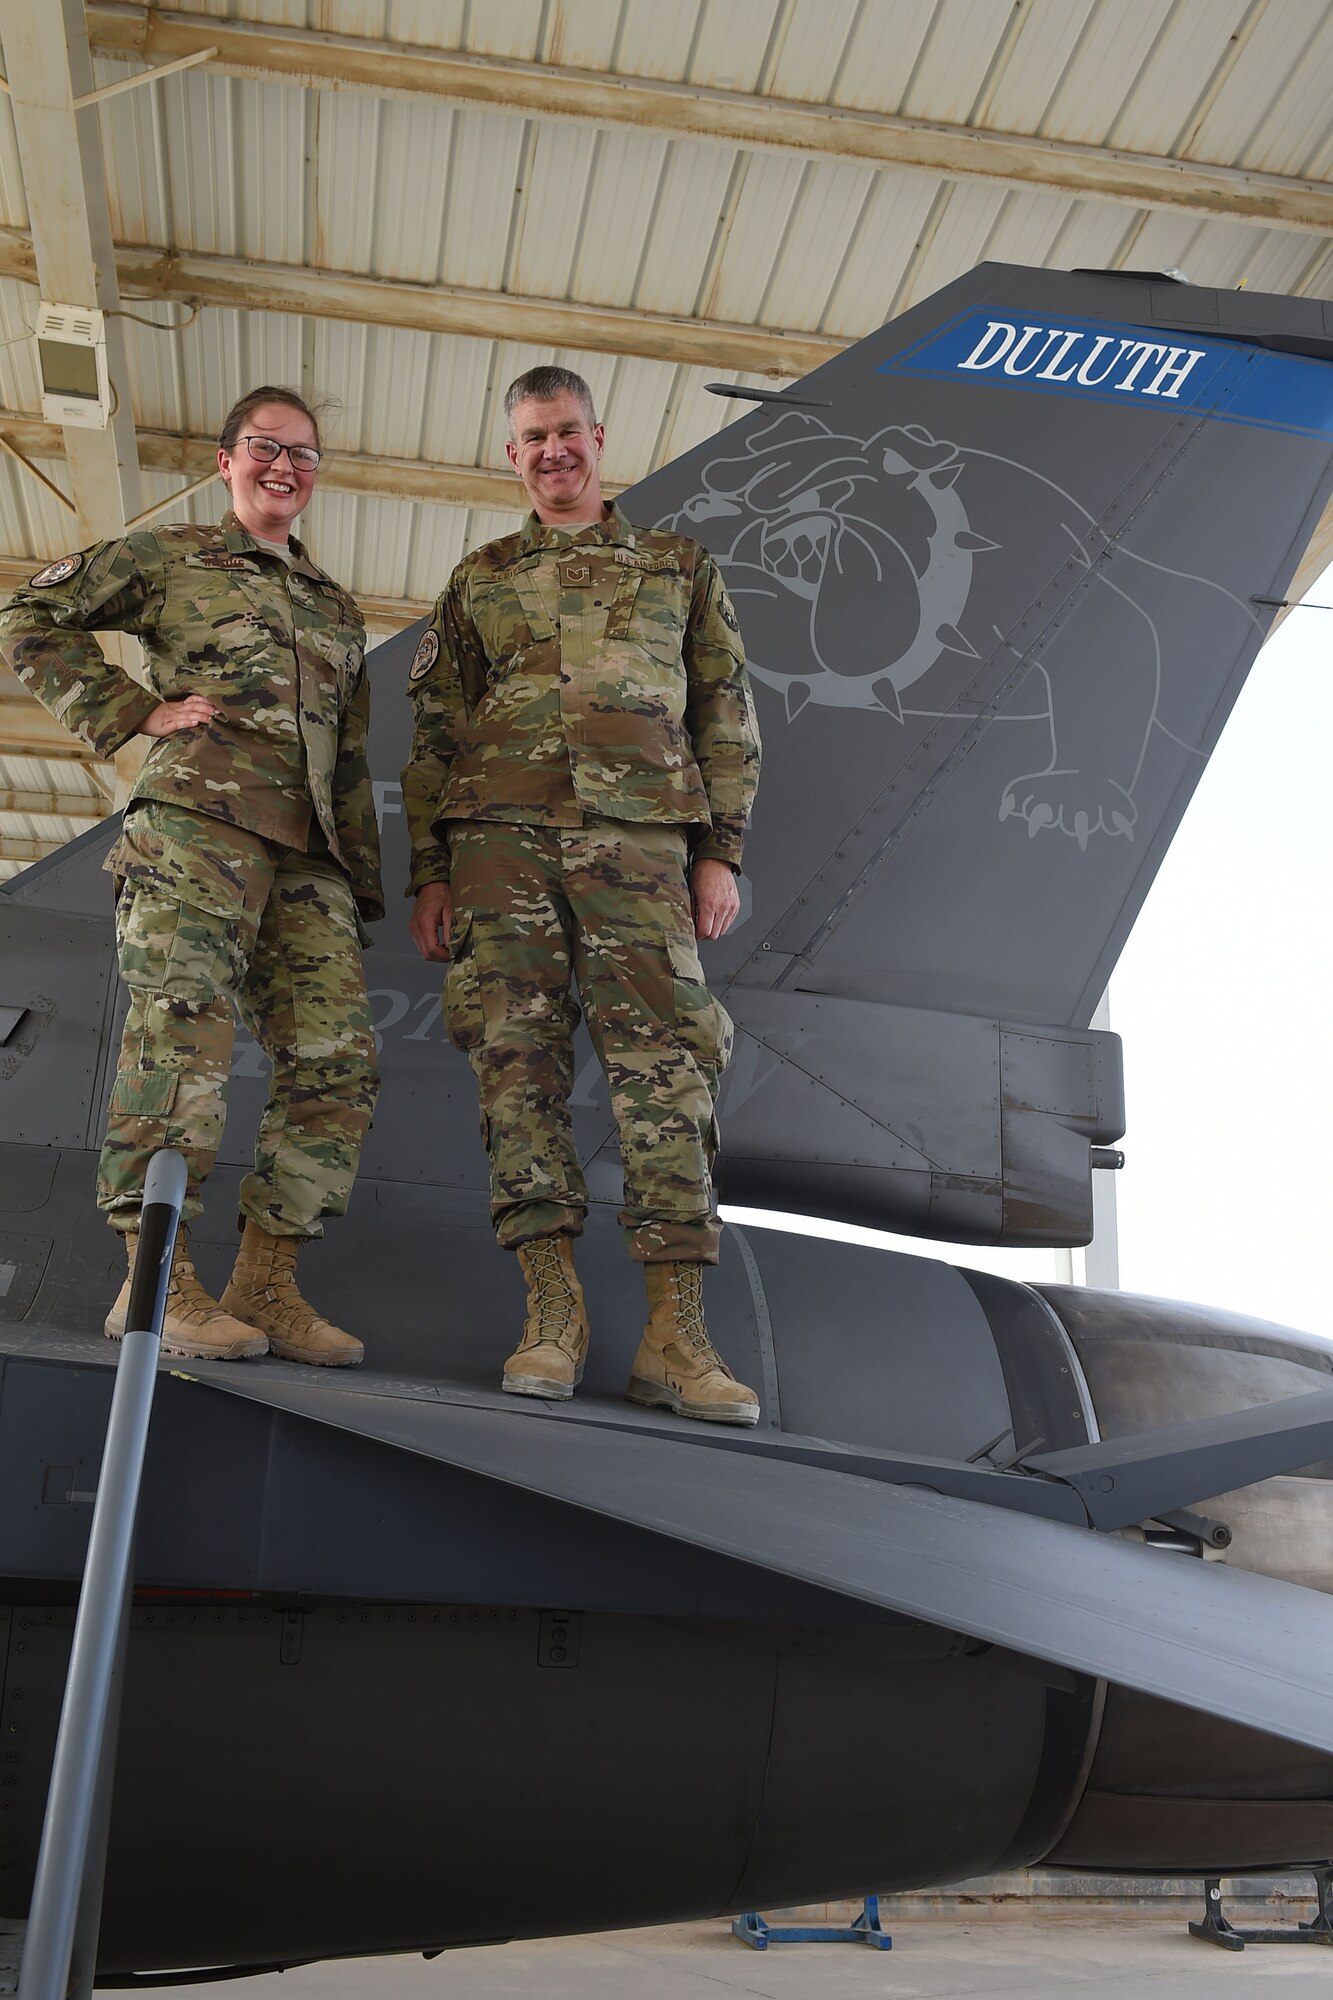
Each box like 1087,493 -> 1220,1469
29,553 -> 83,588
409,630 -> 440,682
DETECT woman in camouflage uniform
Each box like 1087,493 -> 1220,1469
0,387 -> 381,1365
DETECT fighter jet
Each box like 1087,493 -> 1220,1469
3,264 -> 1333,1980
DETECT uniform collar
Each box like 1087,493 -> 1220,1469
220,509 -> 328,585
518,502 -> 637,554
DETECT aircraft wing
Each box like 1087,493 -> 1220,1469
186,1371 -> 1333,1758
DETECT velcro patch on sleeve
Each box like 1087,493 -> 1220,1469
28,553 -> 83,587
409,630 -> 440,682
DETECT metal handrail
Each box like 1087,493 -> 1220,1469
18,1151 -> 187,2000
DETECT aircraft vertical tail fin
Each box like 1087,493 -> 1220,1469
624,266 -> 1333,1241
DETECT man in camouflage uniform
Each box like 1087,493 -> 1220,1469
405,365 -> 761,1424
0,394 -> 380,1365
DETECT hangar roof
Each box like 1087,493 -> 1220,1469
2,0 -> 1332,873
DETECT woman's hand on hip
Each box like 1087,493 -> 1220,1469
140,695 -> 219,737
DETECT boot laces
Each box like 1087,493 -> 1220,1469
259,1241 -> 330,1331
528,1239 -> 579,1345
669,1266 -> 726,1371
265,1242 -> 305,1307
168,1242 -> 226,1326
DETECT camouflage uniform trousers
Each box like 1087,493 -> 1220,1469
100,800 -> 379,1236
443,818 -> 733,1262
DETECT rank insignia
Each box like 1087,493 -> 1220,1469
28,553 -> 83,587
409,630 -> 440,682
563,563 -> 590,585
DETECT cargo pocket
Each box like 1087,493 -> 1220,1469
667,932 -> 734,1072
107,1068 -> 180,1120
442,910 -> 485,1053
112,825 -> 253,1004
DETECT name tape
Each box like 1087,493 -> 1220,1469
880,309 -> 1333,441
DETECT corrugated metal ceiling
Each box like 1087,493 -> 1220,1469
2,0 -> 1332,871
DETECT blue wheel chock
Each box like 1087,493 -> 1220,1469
731,1896 -> 891,1949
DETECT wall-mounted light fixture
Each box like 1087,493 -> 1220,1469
34,302 -> 110,430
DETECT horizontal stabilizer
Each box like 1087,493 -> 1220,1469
189,1374 -> 1333,1756
720,988 -> 1123,1244
1027,1383 -> 1333,1531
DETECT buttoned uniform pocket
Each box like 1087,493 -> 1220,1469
442,910 -> 485,1052
110,822 -> 257,1005
173,555 -> 287,692
666,932 -> 734,1073
614,562 -> 689,664
294,573 -> 363,713
302,627 -> 363,747
471,556 -> 557,680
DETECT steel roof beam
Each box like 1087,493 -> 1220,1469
0,833 -> 58,862
0,785 -> 108,820
0,226 -> 839,379
85,2 -> 1333,233
357,594 -> 430,630
0,716 -> 104,764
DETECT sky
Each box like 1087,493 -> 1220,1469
725,560 -> 1333,1342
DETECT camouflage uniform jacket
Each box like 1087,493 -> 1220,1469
402,503 -> 760,893
0,513 -> 383,920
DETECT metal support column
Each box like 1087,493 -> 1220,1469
16,1151 -> 186,2000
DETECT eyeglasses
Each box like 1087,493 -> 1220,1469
238,435 -> 322,472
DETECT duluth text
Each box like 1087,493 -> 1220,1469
958,320 -> 1207,399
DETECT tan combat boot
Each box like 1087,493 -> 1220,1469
626,1263 -> 759,1426
104,1230 -> 268,1361
220,1221 -> 364,1367
503,1235 -> 590,1399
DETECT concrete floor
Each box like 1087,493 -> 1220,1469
139,1918 -> 1333,1998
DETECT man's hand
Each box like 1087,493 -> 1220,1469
410,881 -> 453,962
140,695 -> 218,736
691,858 -> 740,941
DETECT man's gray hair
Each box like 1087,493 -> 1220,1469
504,366 -> 598,437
